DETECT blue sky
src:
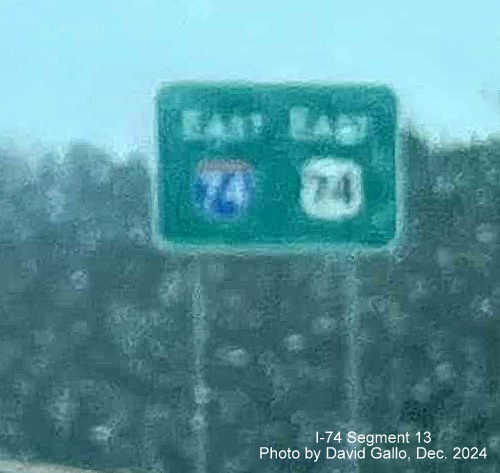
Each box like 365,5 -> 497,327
1,0 -> 499,156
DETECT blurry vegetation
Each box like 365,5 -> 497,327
0,142 -> 186,472
0,130 -> 499,472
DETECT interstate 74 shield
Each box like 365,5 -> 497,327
155,82 -> 399,251
193,159 -> 255,221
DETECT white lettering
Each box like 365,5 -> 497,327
205,114 -> 226,139
289,109 -> 369,144
300,158 -> 363,221
182,111 -> 203,139
181,111 -> 264,141
200,171 -> 223,211
347,431 -> 358,444
334,115 -> 368,145
229,115 -> 245,139
326,447 -> 338,459
289,107 -> 309,139
304,447 -> 321,462
182,108 -> 369,144
251,113 -> 264,135
224,174 -> 246,207
259,447 -> 300,459
371,447 -> 383,459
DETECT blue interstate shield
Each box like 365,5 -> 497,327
193,159 -> 255,220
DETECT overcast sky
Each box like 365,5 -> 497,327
1,0 -> 499,156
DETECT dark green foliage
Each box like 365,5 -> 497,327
0,132 -> 499,472
0,144 -> 193,472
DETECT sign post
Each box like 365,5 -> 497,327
191,260 -> 208,473
344,250 -> 362,471
155,82 -> 399,472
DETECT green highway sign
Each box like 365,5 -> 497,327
155,82 -> 399,251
